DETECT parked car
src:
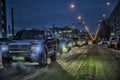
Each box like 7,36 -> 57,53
57,38 -> 73,54
70,37 -> 83,47
114,36 -> 120,49
99,40 -> 108,45
1,29 -> 57,67
107,37 -> 117,48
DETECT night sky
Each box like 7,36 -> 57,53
6,0 -> 119,33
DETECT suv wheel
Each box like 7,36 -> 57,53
50,53 -> 56,62
2,57 -> 12,68
38,51 -> 47,67
50,48 -> 57,62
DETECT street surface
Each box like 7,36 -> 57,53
0,45 -> 120,80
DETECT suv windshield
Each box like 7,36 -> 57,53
13,30 -> 45,40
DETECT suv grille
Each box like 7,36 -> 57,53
9,45 -> 31,51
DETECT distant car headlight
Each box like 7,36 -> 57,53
1,45 -> 8,51
107,41 -> 110,44
83,41 -> 86,44
77,41 -> 83,45
60,43 -> 68,52
67,43 -> 72,47
77,41 -> 80,44
73,42 -> 75,45
80,42 -> 83,45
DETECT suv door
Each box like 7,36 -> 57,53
46,30 -> 56,56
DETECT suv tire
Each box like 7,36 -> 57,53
38,50 -> 47,67
50,46 -> 57,62
2,57 -> 12,68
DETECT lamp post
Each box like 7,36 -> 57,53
98,1 -> 111,40
69,3 -> 76,37
11,7 -> 15,37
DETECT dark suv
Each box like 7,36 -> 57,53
1,29 -> 57,67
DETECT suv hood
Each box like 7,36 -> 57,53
8,40 -> 44,45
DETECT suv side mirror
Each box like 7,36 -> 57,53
47,35 -> 52,39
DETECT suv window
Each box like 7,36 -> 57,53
0,38 -> 9,41
13,30 -> 45,40
13,31 -> 23,40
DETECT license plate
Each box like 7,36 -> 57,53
12,56 -> 25,60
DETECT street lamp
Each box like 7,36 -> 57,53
78,16 -> 82,20
70,4 -> 75,9
77,16 -> 86,32
106,1 -> 111,6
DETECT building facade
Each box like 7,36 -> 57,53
0,0 -> 7,38
108,0 -> 120,37
98,20 -> 111,40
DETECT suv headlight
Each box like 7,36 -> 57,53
31,45 -> 42,52
1,45 -> 8,51
31,45 -> 37,51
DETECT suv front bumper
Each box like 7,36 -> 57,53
2,51 -> 40,62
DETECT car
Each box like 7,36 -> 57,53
1,29 -> 57,67
100,40 -> 108,45
67,39 -> 73,51
70,37 -> 83,47
114,36 -> 120,49
57,38 -> 73,54
107,37 -> 117,48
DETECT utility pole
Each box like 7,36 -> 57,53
11,7 -> 14,37
53,24 -> 55,29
